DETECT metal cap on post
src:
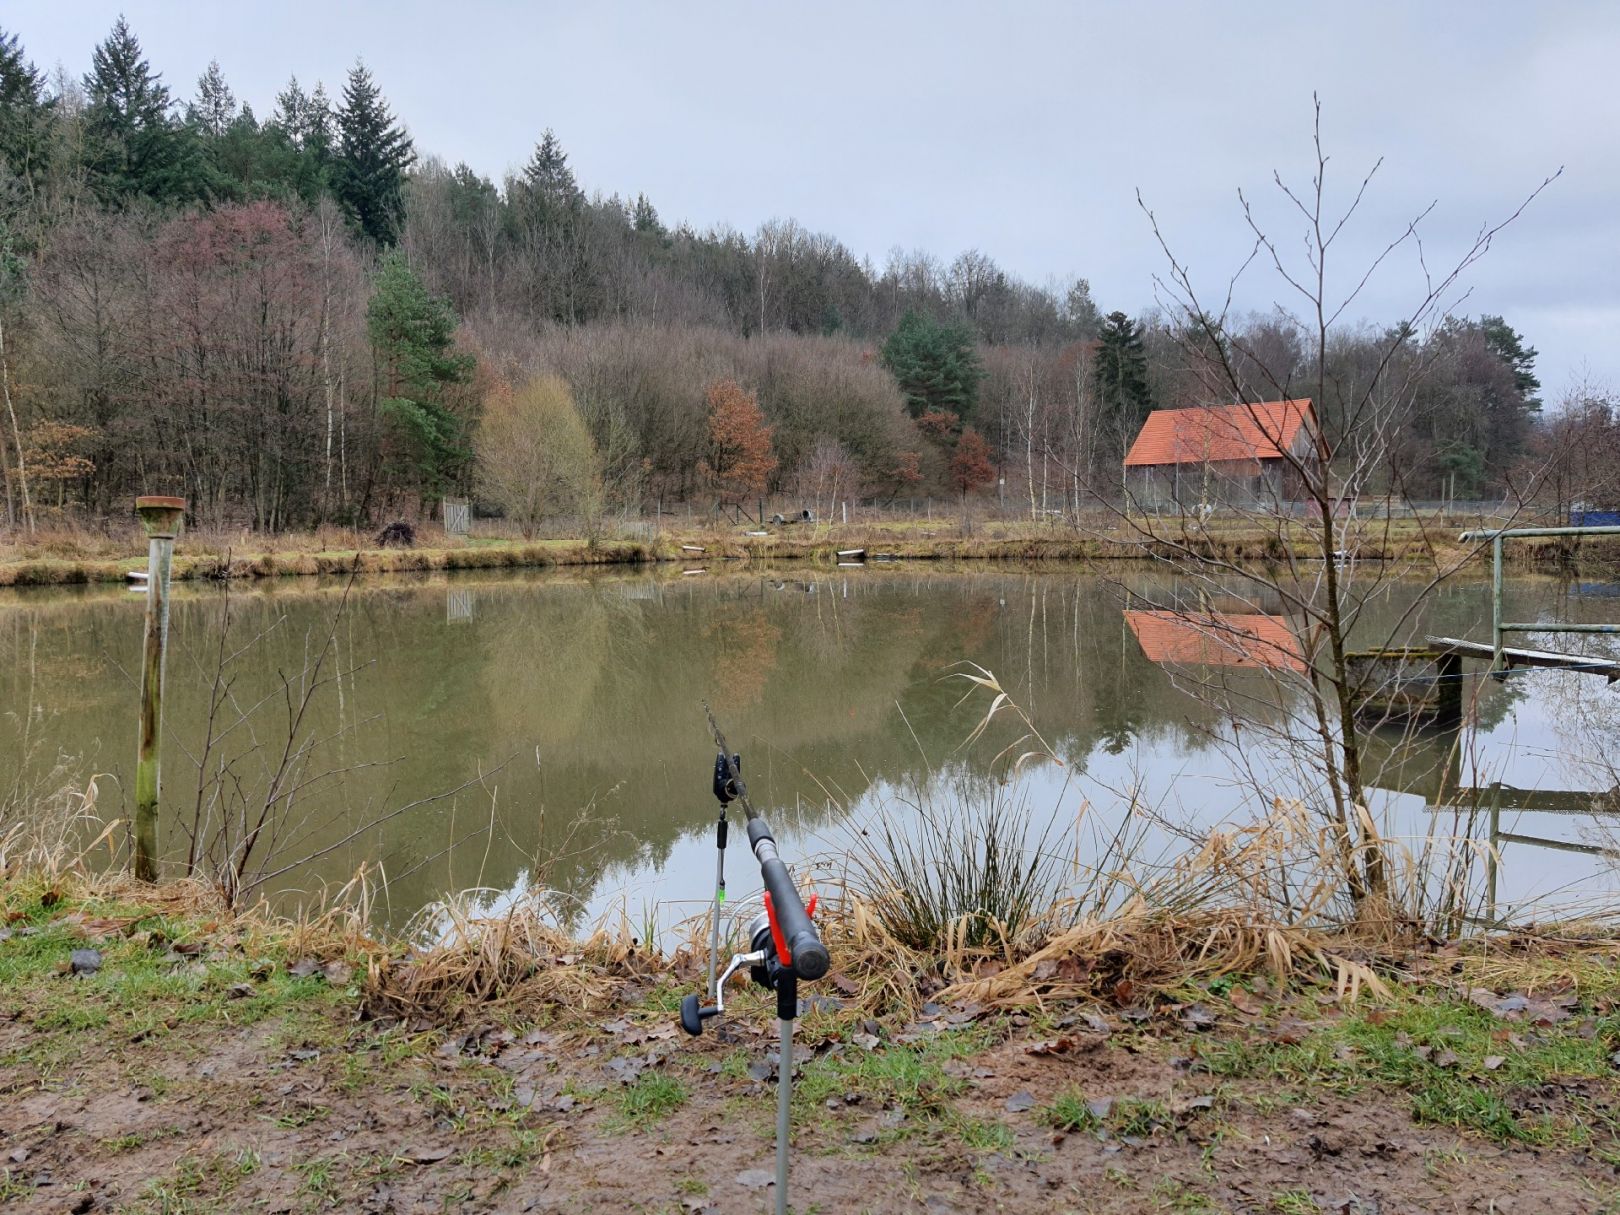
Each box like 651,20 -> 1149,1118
133,496 -> 185,882
135,496 -> 186,538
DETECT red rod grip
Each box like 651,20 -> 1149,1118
763,891 -> 791,965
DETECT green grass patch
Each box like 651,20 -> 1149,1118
613,1073 -> 689,1129
794,1030 -> 988,1125
1042,1090 -> 1172,1139
1195,994 -> 1619,1146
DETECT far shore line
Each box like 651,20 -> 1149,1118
2,519 -> 1616,588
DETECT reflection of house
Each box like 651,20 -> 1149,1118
1125,610 -> 1306,673
1124,399 -> 1317,509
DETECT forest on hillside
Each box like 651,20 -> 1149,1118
0,18 -> 1615,533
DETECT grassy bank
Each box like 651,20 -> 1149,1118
3,516 -> 1616,588
6,867 -> 1620,1213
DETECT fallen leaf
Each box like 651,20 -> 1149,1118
1228,988 -> 1264,1015
402,1146 -> 452,1164
735,1168 -> 774,1189
1004,1091 -> 1036,1113
1025,1036 -> 1080,1056
1179,1004 -> 1217,1032
1484,1055 -> 1506,1071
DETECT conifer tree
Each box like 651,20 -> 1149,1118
632,192 -> 663,236
523,129 -> 579,207
1093,310 -> 1154,456
0,28 -> 53,198
368,253 -> 473,497
1481,315 -> 1541,410
880,311 -> 984,419
335,62 -> 414,244
190,60 -> 236,137
82,17 -> 184,204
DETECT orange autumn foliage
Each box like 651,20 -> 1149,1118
950,426 -> 996,496
703,378 -> 777,501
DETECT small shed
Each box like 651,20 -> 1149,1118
1124,399 -> 1317,509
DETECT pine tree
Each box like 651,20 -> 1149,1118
632,192 -> 663,236
82,17 -> 184,204
1480,315 -> 1541,410
368,253 -> 474,496
274,76 -> 333,158
1093,310 -> 1154,455
335,62 -> 414,244
880,311 -> 984,419
190,60 -> 236,137
272,77 -> 308,137
304,84 -> 334,158
0,28 -> 53,198
523,129 -> 579,207
1063,278 -> 1102,338
268,77 -> 333,202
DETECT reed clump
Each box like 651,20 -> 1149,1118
362,891 -> 664,1025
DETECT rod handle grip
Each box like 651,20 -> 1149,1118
760,858 -> 828,981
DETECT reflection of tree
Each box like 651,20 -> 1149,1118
705,607 -> 781,708
479,583 -> 612,753
0,567 -> 1590,924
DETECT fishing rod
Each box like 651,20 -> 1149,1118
681,705 -> 828,1215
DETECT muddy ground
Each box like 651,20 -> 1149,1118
5,945 -> 1620,1215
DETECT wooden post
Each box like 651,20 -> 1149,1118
1434,651 -> 1463,730
133,496 -> 185,882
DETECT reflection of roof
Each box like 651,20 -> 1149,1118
1124,399 -> 1313,467
1125,610 -> 1306,672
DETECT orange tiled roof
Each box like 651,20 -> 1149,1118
1125,610 -> 1306,673
1123,399 -> 1313,468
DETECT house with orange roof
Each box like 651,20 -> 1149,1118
1123,399 -> 1317,509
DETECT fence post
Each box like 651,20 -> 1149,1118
1490,533 -> 1504,672
134,495 -> 185,882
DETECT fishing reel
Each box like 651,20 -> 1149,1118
680,911 -> 774,1035
682,887 -> 819,1034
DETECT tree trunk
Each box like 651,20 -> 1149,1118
0,312 -> 34,534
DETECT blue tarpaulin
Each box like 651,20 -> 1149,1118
1572,510 -> 1620,527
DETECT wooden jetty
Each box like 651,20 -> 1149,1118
1425,636 -> 1620,683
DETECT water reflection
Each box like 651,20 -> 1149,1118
0,566 -> 1615,930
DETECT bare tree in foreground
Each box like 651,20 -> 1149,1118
1107,101 -> 1559,920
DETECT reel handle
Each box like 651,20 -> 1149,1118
679,993 -> 719,1036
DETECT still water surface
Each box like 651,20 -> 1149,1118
2,564 -> 1616,932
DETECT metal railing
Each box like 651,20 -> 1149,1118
1460,524 -> 1620,670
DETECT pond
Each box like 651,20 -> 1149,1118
2,564 -> 1617,936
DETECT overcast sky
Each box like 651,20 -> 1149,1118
9,1 -> 1617,398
